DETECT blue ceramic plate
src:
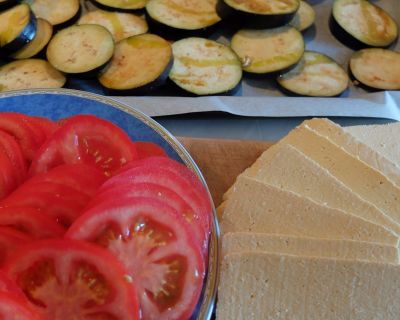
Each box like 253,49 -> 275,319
0,88 -> 219,320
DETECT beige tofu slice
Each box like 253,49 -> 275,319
304,118 -> 400,187
346,122 -> 400,166
220,176 -> 399,246
217,252 -> 400,320
225,125 -> 400,225
241,143 -> 400,235
222,232 -> 399,263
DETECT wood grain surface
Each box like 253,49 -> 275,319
178,137 -> 273,206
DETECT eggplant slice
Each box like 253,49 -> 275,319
146,0 -> 221,31
0,4 -> 37,54
169,37 -> 242,95
98,33 -> 172,92
350,48 -> 400,90
78,10 -> 148,42
289,0 -> 315,32
46,24 -> 114,75
0,59 -> 66,92
11,18 -> 53,59
231,27 -> 304,74
332,0 -> 398,48
277,51 -> 349,97
221,0 -> 299,29
91,0 -> 147,10
27,0 -> 80,26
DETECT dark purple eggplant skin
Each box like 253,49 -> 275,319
1,12 -> 37,56
0,0 -> 18,11
89,0 -> 145,13
329,14 -> 398,50
145,12 -> 221,41
100,56 -> 173,95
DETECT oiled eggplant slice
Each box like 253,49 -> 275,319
332,0 -> 398,48
98,33 -> 172,92
350,48 -> 400,90
0,59 -> 66,92
231,27 -> 304,74
222,0 -> 299,29
78,10 -> 148,42
289,0 -> 315,32
91,0 -> 147,10
0,4 -> 37,54
46,24 -> 114,75
27,0 -> 80,26
146,0 -> 221,31
277,51 -> 349,96
169,37 -> 242,95
11,18 -> 53,59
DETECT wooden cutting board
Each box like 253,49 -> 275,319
178,137 -> 273,207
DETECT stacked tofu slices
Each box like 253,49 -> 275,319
217,118 -> 400,319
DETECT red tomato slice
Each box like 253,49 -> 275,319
0,270 -> 24,296
5,239 -> 140,320
0,131 -> 27,185
22,164 -> 106,198
0,151 -> 18,200
0,113 -> 46,162
0,292 -> 43,320
0,207 -> 66,239
29,115 -> 138,177
0,227 -> 31,266
1,182 -> 91,227
66,197 -> 205,320
91,182 -> 208,256
133,141 -> 168,159
102,162 -> 211,253
29,117 -> 59,139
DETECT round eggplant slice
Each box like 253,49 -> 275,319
277,51 -> 349,97
350,48 -> 400,91
146,0 -> 221,31
0,4 -> 37,55
78,10 -> 148,42
221,0 -> 299,29
98,33 -> 172,93
91,0 -> 147,10
231,27 -> 304,74
0,59 -> 66,92
289,0 -> 315,32
332,0 -> 398,48
46,24 -> 114,75
11,18 -> 53,59
27,0 -> 80,26
169,37 -> 242,96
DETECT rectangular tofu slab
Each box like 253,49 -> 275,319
304,118 -> 400,187
346,122 -> 400,166
220,176 -> 399,246
222,232 -> 399,263
217,252 -> 400,320
241,143 -> 400,235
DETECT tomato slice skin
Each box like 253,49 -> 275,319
1,182 -> 91,227
5,239 -> 140,320
0,292 -> 44,320
29,115 -> 139,177
133,141 -> 168,159
0,227 -> 31,266
0,207 -> 66,239
66,197 -> 205,320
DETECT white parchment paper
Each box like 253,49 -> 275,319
86,0 -> 400,119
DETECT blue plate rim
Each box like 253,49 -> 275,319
0,88 -> 220,320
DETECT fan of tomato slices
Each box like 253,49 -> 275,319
0,113 -> 211,320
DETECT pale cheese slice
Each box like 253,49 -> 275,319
225,125 -> 400,225
346,122 -> 400,166
244,143 -> 400,235
222,232 -> 399,263
220,176 -> 399,246
217,252 -> 400,320
304,118 -> 400,187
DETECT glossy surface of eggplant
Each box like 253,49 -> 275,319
289,0 -> 315,32
91,0 -> 147,10
169,37 -> 242,95
27,0 -> 80,26
277,51 -> 349,96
